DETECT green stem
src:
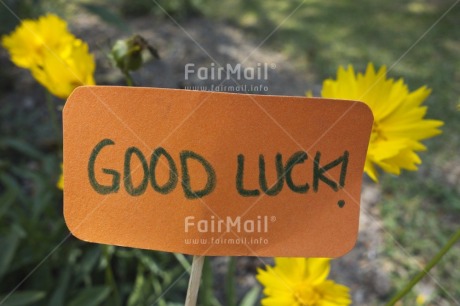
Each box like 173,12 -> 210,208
124,72 -> 134,86
174,253 -> 191,272
45,92 -> 61,140
200,257 -> 213,306
103,246 -> 122,306
386,228 -> 460,305
225,257 -> 237,306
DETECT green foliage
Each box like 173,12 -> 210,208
0,0 -> 68,34
199,258 -> 220,306
0,291 -> 46,306
225,257 -> 236,306
0,0 -> 40,34
240,286 -> 260,306
381,174 -> 460,304
67,287 -> 111,306
0,99 -> 190,305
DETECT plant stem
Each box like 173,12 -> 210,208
174,253 -> 192,272
45,92 -> 61,140
103,246 -> 122,306
225,257 -> 237,306
124,72 -> 134,86
200,257 -> 213,306
386,228 -> 460,305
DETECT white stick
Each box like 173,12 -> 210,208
185,255 -> 205,306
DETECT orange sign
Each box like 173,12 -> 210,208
63,86 -> 373,257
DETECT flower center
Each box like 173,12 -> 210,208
293,282 -> 321,305
371,121 -> 387,142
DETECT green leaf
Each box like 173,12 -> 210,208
225,257 -> 236,306
0,174 -> 17,220
134,250 -> 165,276
173,253 -> 191,271
127,264 -> 147,306
0,290 -> 46,306
68,286 -> 111,306
0,139 -> 42,159
49,266 -> 71,306
0,187 -> 15,218
80,246 -> 102,276
240,286 -> 260,306
0,231 -> 21,281
80,4 -> 130,33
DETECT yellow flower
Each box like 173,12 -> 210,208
1,14 -> 95,99
31,39 -> 95,98
57,163 -> 63,190
416,293 -> 427,305
1,14 -> 75,69
257,258 -> 351,306
320,63 -> 443,181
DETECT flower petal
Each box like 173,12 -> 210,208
305,258 -> 330,284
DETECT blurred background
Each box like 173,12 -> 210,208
0,0 -> 459,305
